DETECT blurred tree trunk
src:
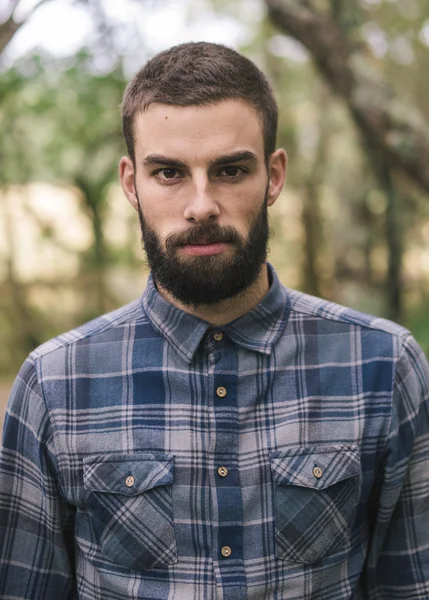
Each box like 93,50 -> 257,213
74,174 -> 122,319
301,92 -> 331,298
0,191 -> 41,363
0,15 -> 21,55
361,148 -> 404,321
265,0 -> 429,195
265,0 -> 414,319
383,170 -> 403,322
75,177 -> 110,316
302,184 -> 322,298
0,1 -> 51,56
88,196 -> 107,315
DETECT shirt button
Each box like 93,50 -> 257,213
125,475 -> 135,487
217,466 -> 229,478
216,386 -> 227,398
221,545 -> 232,558
313,466 -> 323,479
213,331 -> 224,341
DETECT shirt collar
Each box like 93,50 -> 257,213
141,264 -> 291,364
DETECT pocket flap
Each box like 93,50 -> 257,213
83,452 -> 174,496
269,445 -> 360,490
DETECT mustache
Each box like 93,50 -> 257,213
165,224 -> 240,249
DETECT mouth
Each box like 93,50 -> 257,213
179,241 -> 231,256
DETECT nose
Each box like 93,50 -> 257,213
182,179 -> 220,224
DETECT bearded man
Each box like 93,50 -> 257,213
1,42 -> 429,600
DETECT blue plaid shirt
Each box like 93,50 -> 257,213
1,265 -> 429,599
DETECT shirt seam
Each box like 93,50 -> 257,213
381,331 -> 409,466
288,304 -> 410,338
33,355 -> 71,496
31,308 -> 147,362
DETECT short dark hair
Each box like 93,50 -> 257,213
121,42 -> 278,165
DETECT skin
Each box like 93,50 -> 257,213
119,99 -> 287,325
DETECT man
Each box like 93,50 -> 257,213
1,42 -> 429,600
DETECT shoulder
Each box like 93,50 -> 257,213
285,287 -> 409,340
282,287 -> 429,399
30,297 -> 151,362
279,286 -> 418,371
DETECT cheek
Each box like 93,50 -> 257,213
136,180 -> 182,222
225,188 -> 265,229
139,201 -> 185,243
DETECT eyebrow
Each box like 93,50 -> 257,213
142,155 -> 188,169
141,150 -> 258,170
210,150 -> 257,167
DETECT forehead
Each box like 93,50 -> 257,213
133,99 -> 265,162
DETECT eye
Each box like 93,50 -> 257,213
154,168 -> 182,182
219,166 -> 244,178
151,167 -> 183,185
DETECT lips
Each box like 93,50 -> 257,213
180,241 -> 230,256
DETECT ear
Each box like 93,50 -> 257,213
266,148 -> 287,207
119,156 -> 138,211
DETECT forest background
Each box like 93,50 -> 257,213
1,0 -> 429,427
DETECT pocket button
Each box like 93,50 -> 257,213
312,466 -> 323,479
125,475 -> 135,487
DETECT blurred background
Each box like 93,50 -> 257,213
1,0 -> 429,428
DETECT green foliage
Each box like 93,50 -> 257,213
0,49 -> 133,374
1,0 -> 429,378
406,304 -> 429,357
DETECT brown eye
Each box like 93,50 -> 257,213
162,168 -> 177,179
223,167 -> 240,177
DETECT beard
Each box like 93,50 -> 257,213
136,189 -> 270,307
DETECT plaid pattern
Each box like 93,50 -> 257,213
83,453 -> 177,570
1,264 -> 429,599
270,446 -> 361,563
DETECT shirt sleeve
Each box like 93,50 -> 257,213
363,333 -> 429,598
0,356 -> 76,599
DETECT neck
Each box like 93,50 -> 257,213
156,264 -> 270,325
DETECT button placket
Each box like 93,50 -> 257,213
212,344 -> 243,579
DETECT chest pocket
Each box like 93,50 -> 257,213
83,453 -> 177,571
269,445 -> 360,564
